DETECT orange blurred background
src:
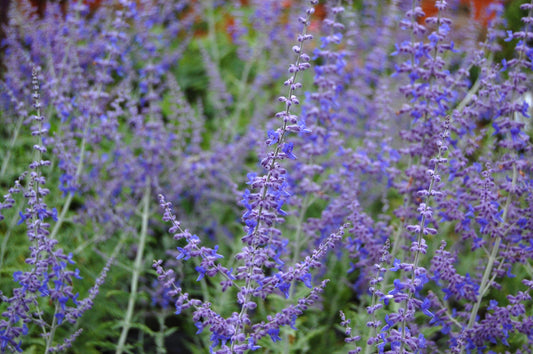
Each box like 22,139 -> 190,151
421,0 -> 505,26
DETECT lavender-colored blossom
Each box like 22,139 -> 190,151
0,68 -> 108,352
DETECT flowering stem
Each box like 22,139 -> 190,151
399,176 -> 439,351
48,3 -> 126,243
460,163 -> 517,353
30,68 -> 55,344
230,7 -> 315,349
399,116 -> 450,351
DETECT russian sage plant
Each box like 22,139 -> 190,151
0,0 -> 532,353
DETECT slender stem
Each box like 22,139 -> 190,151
399,158 -> 442,352
0,113 -> 24,178
282,193 -> 316,350
456,53 -> 493,113
0,207 -> 20,268
155,310 -> 167,354
116,182 -> 151,354
290,194 -> 313,270
459,164 -> 516,353
226,51 -> 257,140
206,0 -> 219,65
44,302 -> 61,353
49,129 -> 87,241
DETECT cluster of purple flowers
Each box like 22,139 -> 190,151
0,0 -> 532,353
0,68 -> 110,352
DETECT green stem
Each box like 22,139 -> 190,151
49,130 -> 87,241
44,303 -> 61,353
0,208 -> 21,268
155,310 -> 167,354
459,164 -> 516,354
0,113 -> 24,178
290,194 -> 313,272
281,194 -> 316,353
456,53 -> 493,113
116,182 -> 151,354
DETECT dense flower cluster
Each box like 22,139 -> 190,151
0,68 -> 108,352
0,0 -> 532,353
